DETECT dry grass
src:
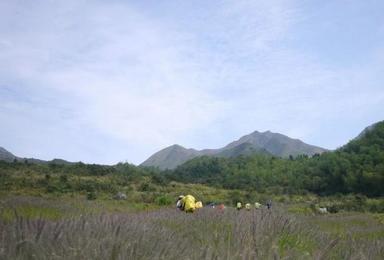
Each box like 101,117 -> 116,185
0,198 -> 383,259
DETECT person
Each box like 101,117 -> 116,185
181,194 -> 197,213
254,202 -> 261,209
266,200 -> 272,210
176,195 -> 185,211
245,203 -> 251,211
236,202 -> 242,211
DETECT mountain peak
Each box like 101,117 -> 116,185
141,130 -> 327,169
168,144 -> 185,149
141,144 -> 200,170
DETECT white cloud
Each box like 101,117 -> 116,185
0,0 -> 231,163
0,0 -> 383,163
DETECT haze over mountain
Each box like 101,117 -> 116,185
141,130 -> 327,170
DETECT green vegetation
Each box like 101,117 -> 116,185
0,205 -> 61,222
0,121 -> 383,259
1,122 -> 383,205
168,121 -> 384,197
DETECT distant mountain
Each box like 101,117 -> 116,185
0,146 -> 72,165
215,142 -> 272,158
220,130 -> 326,158
0,147 -> 18,162
141,130 -> 327,169
141,145 -> 201,170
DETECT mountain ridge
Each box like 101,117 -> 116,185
141,130 -> 328,170
0,146 -> 17,162
0,146 -> 73,165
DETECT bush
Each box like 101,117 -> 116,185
139,182 -> 156,192
228,190 -> 243,204
59,174 -> 68,183
367,200 -> 384,213
87,191 -> 97,200
151,174 -> 168,186
155,195 -> 173,206
328,205 -> 340,213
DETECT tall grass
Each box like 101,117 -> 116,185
2,205 -> 383,260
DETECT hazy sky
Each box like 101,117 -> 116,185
1,0 -> 383,165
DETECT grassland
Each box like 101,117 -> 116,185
1,195 -> 383,259
1,159 -> 383,259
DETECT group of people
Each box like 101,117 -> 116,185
176,195 -> 272,213
236,200 -> 272,210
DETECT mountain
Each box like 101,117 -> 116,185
141,130 -> 327,170
141,145 -> 201,170
215,142 -> 272,158
219,130 -> 326,158
341,120 -> 384,153
0,147 -> 18,162
354,121 -> 382,141
169,120 -> 384,196
0,146 -> 73,165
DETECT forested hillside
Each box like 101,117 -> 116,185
167,121 -> 384,197
1,122 -> 383,198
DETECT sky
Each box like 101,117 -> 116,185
0,0 -> 383,165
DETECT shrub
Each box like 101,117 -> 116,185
367,200 -> 384,213
45,185 -> 56,193
87,191 -> 97,200
59,174 -> 68,183
328,205 -> 340,213
155,195 -> 173,206
139,182 -> 156,192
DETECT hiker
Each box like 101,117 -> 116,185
236,202 -> 242,211
245,203 -> 251,211
176,195 -> 185,211
181,194 -> 197,213
254,202 -> 261,209
266,200 -> 272,210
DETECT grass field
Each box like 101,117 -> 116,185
1,196 -> 383,259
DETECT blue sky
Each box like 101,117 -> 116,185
0,0 -> 383,165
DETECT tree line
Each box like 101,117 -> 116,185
165,122 -> 384,197
0,122 -> 383,198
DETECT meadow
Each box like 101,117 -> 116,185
1,195 -> 383,260
0,134 -> 383,260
